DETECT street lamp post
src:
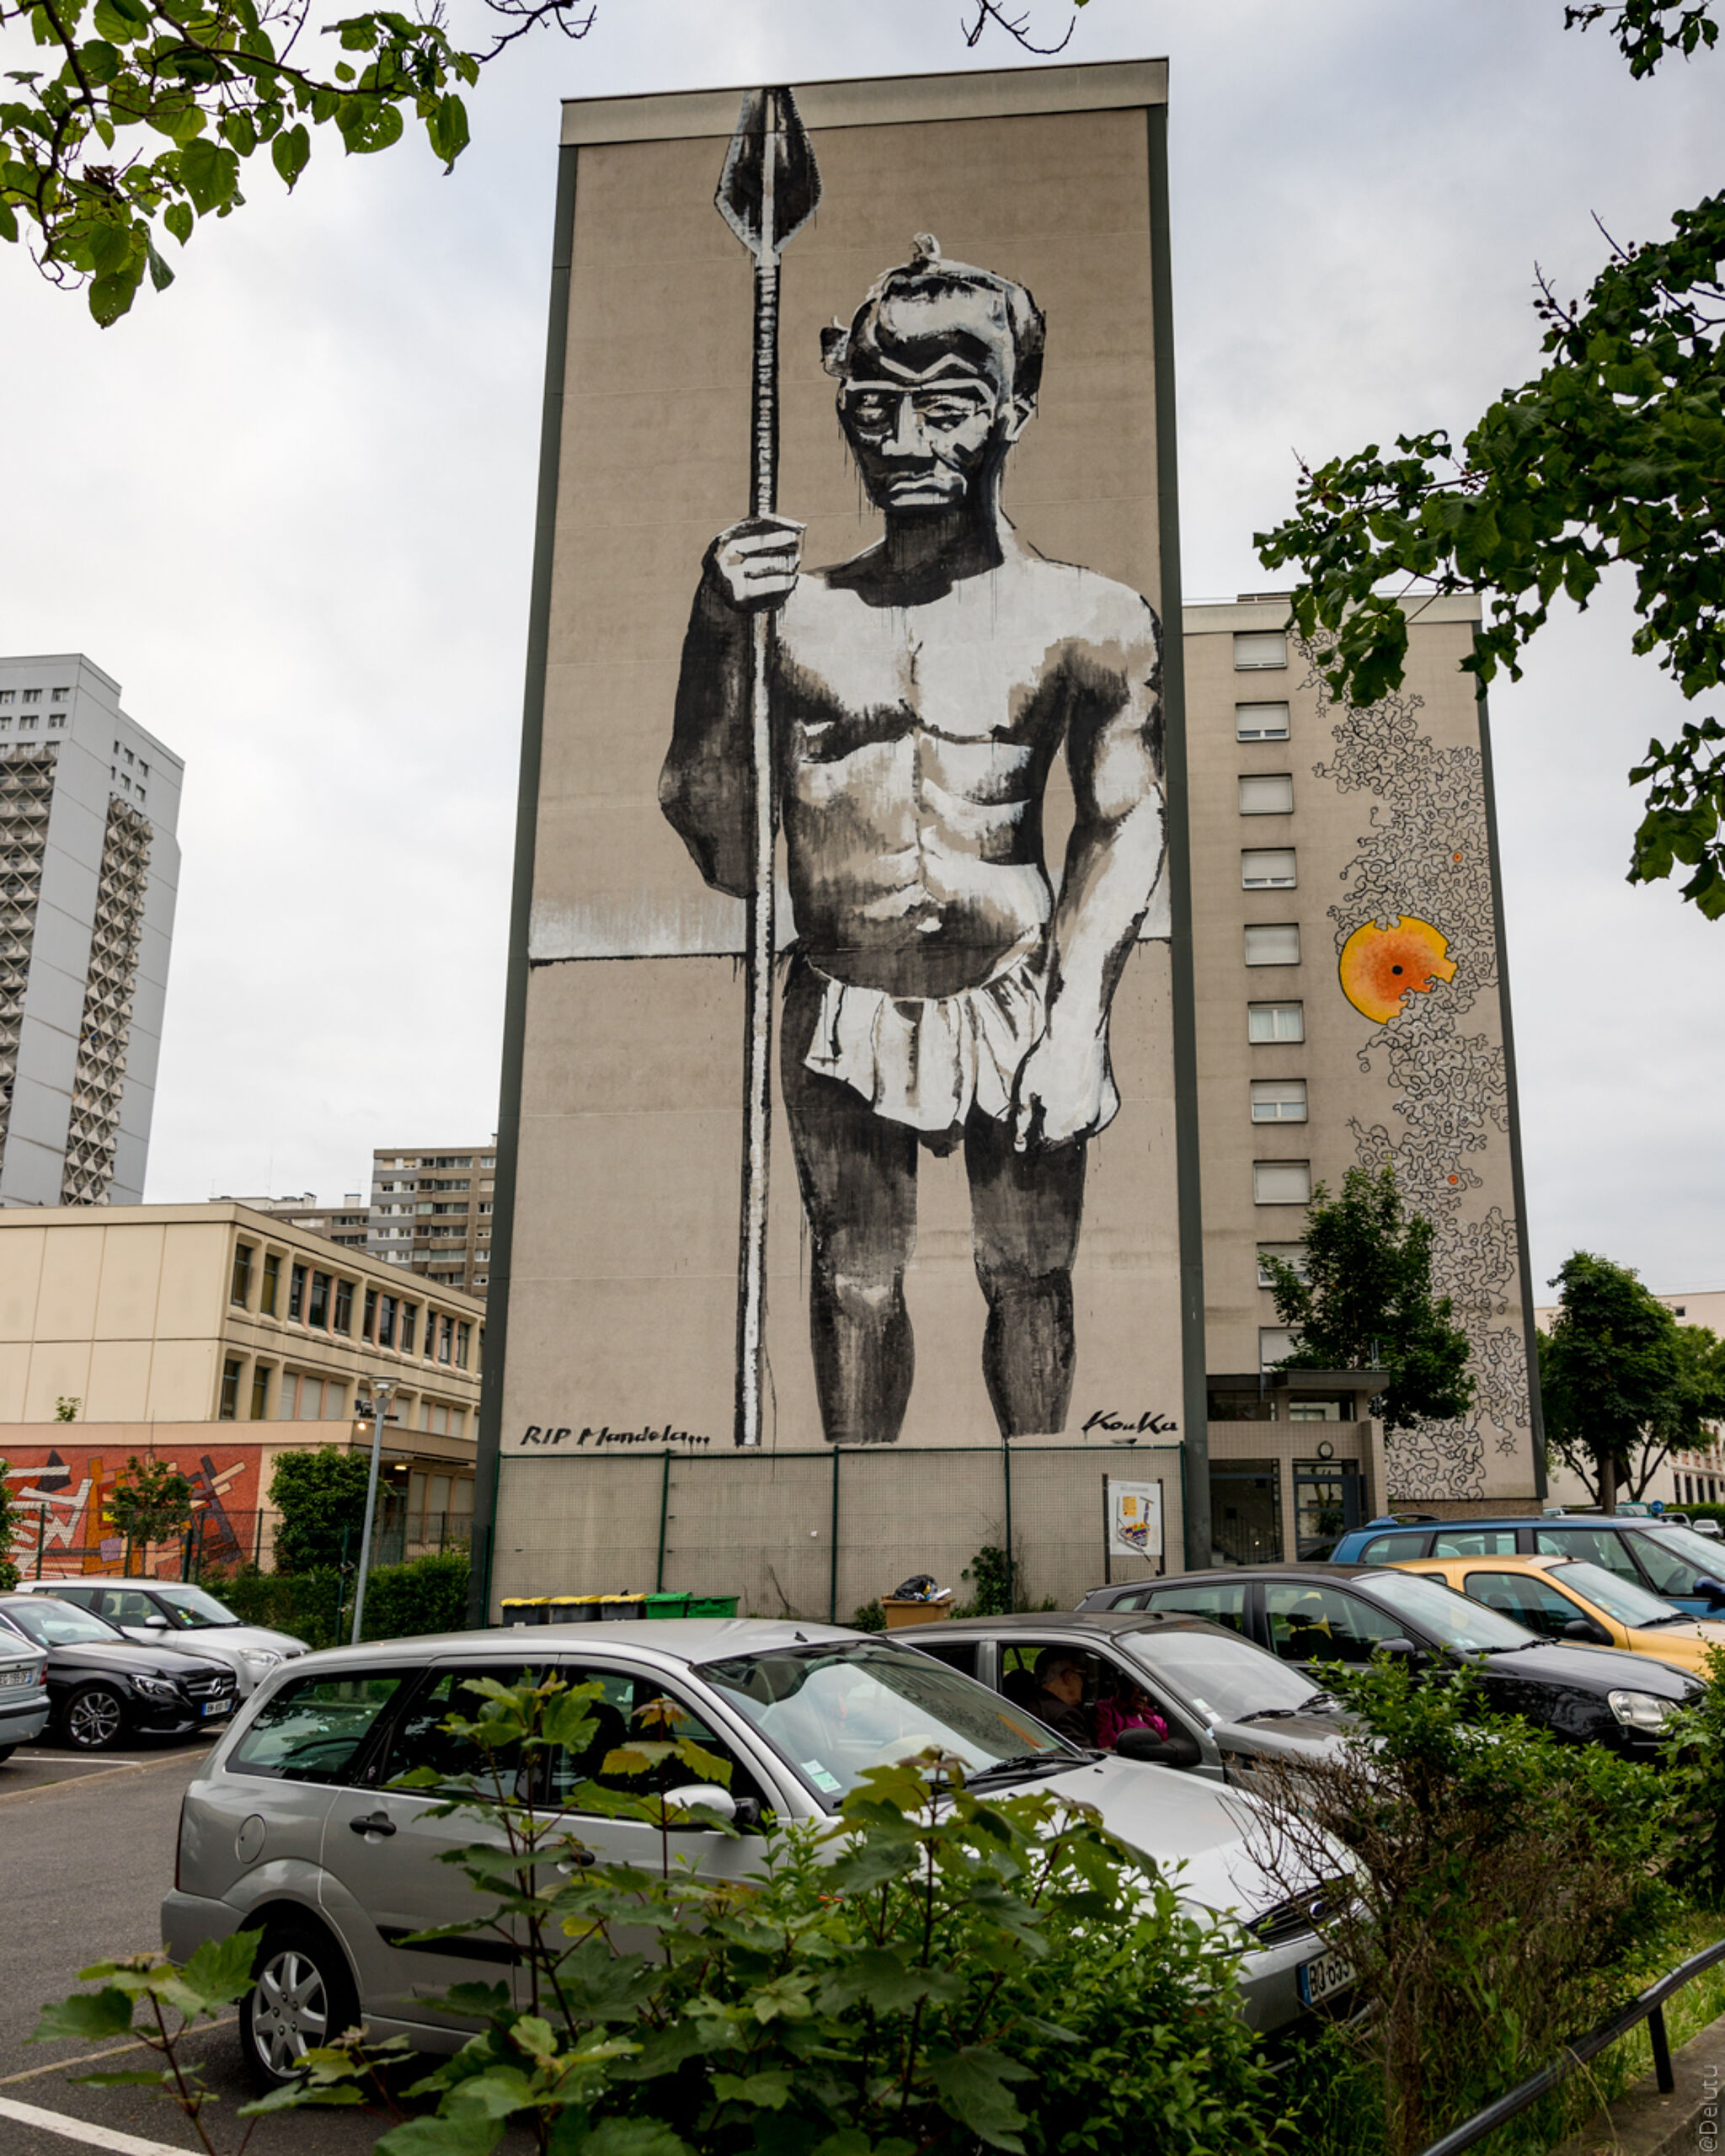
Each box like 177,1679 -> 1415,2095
350,1380 -> 393,1646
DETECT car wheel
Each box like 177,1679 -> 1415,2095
241,1921 -> 360,2091
61,1684 -> 127,1751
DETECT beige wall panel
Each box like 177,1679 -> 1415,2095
35,1225 -> 104,1341
24,1340 -> 93,1422
0,1342 -> 29,1420
84,1338 -> 152,1422
0,1227 -> 45,1343
146,1337 -> 219,1422
157,1223 -> 227,1342
93,1223 -> 167,1341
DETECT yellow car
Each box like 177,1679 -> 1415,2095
1391,1552 -> 1725,1678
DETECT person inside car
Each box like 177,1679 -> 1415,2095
1093,1675 -> 1169,1751
1030,1649 -> 1093,1747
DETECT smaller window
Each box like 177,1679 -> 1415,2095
136,789 -> 146,803
308,1270 -> 331,1329
334,1278 -> 353,1334
260,1251 -> 280,1317
1251,1078 -> 1307,1123
1236,702 -> 1290,741
1253,1159 -> 1311,1205
364,1285 -> 378,1339
280,1372 -> 298,1419
123,748 -> 134,766
1244,925 -> 1300,967
1257,1242 -> 1309,1288
1233,631 -> 1287,671
1242,848 -> 1296,889
137,760 -> 148,776
250,1364 -> 270,1420
48,713 -> 65,730
1247,1001 -> 1304,1043
1238,773 -> 1294,815
51,686 -> 69,702
438,1315 -> 453,1365
1259,1326 -> 1296,1369
19,715 -> 36,732
230,1242 -> 254,1306
219,1358 -> 243,1420
456,1321 -> 471,1370
289,1262 -> 306,1321
0,691 -> 13,706
20,688 -> 40,703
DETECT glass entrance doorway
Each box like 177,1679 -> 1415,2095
1293,1461 -> 1362,1556
1210,1461 -> 1284,1567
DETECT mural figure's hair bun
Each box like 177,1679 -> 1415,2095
909,233 -> 941,266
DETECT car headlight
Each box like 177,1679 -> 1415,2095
1608,1689 -> 1673,1732
240,1649 -> 281,1668
132,1674 -> 179,1701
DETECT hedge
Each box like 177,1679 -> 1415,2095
222,1550 -> 470,1652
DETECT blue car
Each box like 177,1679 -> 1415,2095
1311,1513 -> 1725,1618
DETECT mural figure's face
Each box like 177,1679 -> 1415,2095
837,288 -> 1032,517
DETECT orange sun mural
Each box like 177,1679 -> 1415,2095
1338,915 -> 1457,1024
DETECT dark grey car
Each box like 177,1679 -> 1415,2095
905,1611 -> 1351,1787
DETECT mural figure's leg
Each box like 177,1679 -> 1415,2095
965,1113 -> 1087,1437
782,968 -> 918,1445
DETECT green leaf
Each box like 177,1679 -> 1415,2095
925,2047 -> 1032,2152
74,2069 -> 174,2088
712,2069 -> 793,2110
573,2122 -> 693,2156
272,121 -> 310,186
32,1988 -> 136,2044
238,2080 -> 366,2116
176,136 -> 238,214
163,200 -> 192,244
375,2111 -> 505,2156
146,235 -> 174,291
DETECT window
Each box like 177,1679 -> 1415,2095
377,1294 -> 397,1350
230,1242 -> 254,1306
1460,1572 -> 1581,1641
289,1263 -> 306,1321
1145,1580 -> 1248,1633
1238,773 -> 1294,815
259,1251 -> 280,1317
1233,630 -> 1287,670
138,760 -> 148,777
1236,702 -> 1290,741
49,713 -> 66,730
400,1304 -> 418,1354
136,789 -> 146,804
1248,1001 -> 1304,1043
1257,1243 -> 1308,1288
249,1364 -> 270,1420
1264,1584 -> 1403,1666
1244,923 -> 1300,966
299,1376 -> 325,1420
51,686 -> 68,701
1432,1530 -> 1520,1558
0,691 -> 12,704
1242,847 -> 1297,889
280,1372 -> 297,1418
456,1321 -> 471,1370
363,1285 -> 378,1340
1357,1532 -> 1426,1565
21,688 -> 40,703
306,1270 -> 332,1328
334,1278 -> 353,1333
1534,1526 -> 1642,1581
1250,1079 -> 1307,1123
1259,1326 -> 1296,1369
219,1358 -> 242,1420
1253,1160 -> 1311,1204
381,1663 -> 537,1791
19,715 -> 38,732
228,1670 -> 409,1784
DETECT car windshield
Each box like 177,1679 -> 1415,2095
1365,1572 -> 1535,1652
697,1640 -> 1075,1807
1637,1526 -> 1725,1577
1125,1629 -> 1322,1725
1556,1561 -> 1685,1628
149,1586 -> 239,1629
2,1598 -> 126,1647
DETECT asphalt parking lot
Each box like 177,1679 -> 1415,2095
0,1736 -> 533,2154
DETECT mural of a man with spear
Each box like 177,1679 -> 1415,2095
661,88 -> 1167,1449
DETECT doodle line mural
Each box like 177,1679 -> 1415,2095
1302,643 -> 1530,1499
660,234 -> 1168,1449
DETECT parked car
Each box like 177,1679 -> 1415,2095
0,1593 -> 239,1750
15,1579 -> 307,1695
1387,1552 -> 1725,1679
906,1610 -> 1352,1786
1305,1514 -> 1725,1616
1073,1565 -> 1703,1758
164,1619 -> 1356,2087
0,1629 -> 50,1760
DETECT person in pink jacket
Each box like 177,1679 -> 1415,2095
1093,1677 -> 1170,1751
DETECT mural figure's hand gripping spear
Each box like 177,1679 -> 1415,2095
715,88 -> 820,1449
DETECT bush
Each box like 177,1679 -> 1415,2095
220,1567 -> 346,1652
267,1446 -> 372,1573
849,1597 -> 885,1631
358,1551 -> 469,1641
1247,1654 -> 1680,2156
1664,1640 -> 1725,1908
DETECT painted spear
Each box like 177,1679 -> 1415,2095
715,88 -> 820,1449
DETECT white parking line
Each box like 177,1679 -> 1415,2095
0,2094 -> 194,2153
0,2017 -> 236,2086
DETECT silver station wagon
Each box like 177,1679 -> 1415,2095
163,1619 -> 1348,2087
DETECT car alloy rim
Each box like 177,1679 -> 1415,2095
251,1947 -> 329,2076
68,1689 -> 122,1747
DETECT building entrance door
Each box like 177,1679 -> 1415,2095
1209,1461 -> 1283,1568
1293,1461 -> 1361,1556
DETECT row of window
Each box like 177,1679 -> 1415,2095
377,1154 -> 496,1172
0,687 -> 69,705
109,766 -> 147,803
0,712 -> 67,734
219,1358 -> 471,1431
112,743 -> 149,776
230,1241 -> 476,1368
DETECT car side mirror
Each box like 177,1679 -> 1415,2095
661,1784 -> 760,1830
1563,1617 -> 1611,1646
1375,1637 -> 1423,1664
1697,1577 -> 1725,1609
1114,1726 -> 1203,1770
142,1614 -> 169,1628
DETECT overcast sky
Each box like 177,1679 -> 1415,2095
2,0 -> 1719,1299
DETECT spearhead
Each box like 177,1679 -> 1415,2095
716,85 -> 820,262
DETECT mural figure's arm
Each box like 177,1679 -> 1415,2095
659,515 -> 804,899
1012,598 -> 1167,1150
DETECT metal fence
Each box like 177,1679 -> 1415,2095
14,1504 -> 472,1585
489,1445 -> 1185,1622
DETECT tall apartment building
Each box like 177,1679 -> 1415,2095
221,1193 -> 371,1251
0,655 -> 181,1209
368,1145 -> 496,1294
1187,593 -> 1540,1557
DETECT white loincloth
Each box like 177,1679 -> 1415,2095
799,942 -> 1111,1138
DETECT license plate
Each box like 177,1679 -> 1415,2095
0,1669 -> 28,1689
1298,1947 -> 1355,2007
201,1700 -> 232,1718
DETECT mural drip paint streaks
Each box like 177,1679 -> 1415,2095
1300,642 -> 1530,1497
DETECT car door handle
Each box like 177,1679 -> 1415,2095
348,1811 -> 397,1837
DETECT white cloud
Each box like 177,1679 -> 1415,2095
0,0 -> 1717,1293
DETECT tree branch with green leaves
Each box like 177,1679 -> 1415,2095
1257,1 -> 1725,915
